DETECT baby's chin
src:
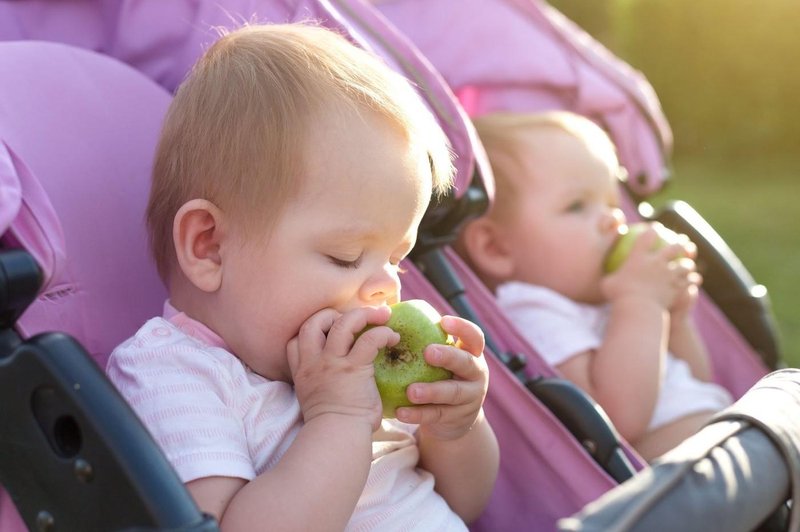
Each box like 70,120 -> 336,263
244,351 -> 292,384
273,367 -> 295,385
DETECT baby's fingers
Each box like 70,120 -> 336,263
350,325 -> 399,365
323,306 -> 392,358
424,344 -> 486,382
679,236 -> 698,259
688,271 -> 703,287
669,256 -> 697,276
407,377 -> 481,408
659,236 -> 697,263
396,394 -> 479,439
439,316 -> 485,357
296,308 -> 340,361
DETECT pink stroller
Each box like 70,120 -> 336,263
374,0 -> 780,390
0,0 -> 793,530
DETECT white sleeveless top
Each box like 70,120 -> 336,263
497,282 -> 733,430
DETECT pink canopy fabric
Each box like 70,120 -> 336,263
0,0 -> 483,201
374,0 -> 673,198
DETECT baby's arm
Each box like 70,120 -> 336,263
561,228 -> 697,443
398,316 -> 499,523
668,280 -> 713,382
187,410 -> 373,529
557,296 -> 667,444
188,307 -> 397,531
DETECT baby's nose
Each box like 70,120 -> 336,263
360,266 -> 400,305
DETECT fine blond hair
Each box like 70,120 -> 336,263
147,23 -> 454,280
472,111 -> 620,221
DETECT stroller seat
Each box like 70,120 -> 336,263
0,40 -> 168,362
0,40 -> 219,531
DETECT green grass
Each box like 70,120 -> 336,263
649,154 -> 800,367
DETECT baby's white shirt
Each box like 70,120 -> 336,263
496,282 -> 733,430
106,311 -> 466,531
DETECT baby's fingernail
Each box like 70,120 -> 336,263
408,385 -> 423,401
428,347 -> 442,364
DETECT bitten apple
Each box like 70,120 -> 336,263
369,300 -> 453,418
603,222 -> 684,273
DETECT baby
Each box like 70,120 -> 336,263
459,110 -> 731,460
107,23 -> 498,530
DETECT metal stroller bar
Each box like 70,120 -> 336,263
0,250 -> 219,532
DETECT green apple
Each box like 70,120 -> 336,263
603,222 -> 683,273
371,299 -> 453,418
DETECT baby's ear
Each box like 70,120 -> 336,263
460,217 -> 515,286
173,199 -> 224,293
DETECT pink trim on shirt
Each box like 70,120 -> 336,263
163,300 -> 227,350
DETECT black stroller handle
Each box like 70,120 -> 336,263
0,249 -> 220,532
560,368 -> 800,532
0,249 -> 42,335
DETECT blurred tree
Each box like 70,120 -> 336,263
548,0 -> 800,157
544,1 -> 616,45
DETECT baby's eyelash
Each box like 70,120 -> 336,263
328,254 -> 363,269
566,199 -> 584,212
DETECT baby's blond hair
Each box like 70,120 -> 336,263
472,111 -> 619,221
147,23 -> 453,281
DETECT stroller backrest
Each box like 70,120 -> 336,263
0,40 -> 184,532
0,0 -> 490,243
0,1 -> 238,96
0,40 -> 170,366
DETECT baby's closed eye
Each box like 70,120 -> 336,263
565,199 -> 585,213
327,252 -> 363,269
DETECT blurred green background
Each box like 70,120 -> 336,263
549,0 -> 800,367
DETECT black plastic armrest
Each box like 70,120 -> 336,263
0,249 -> 218,531
527,377 -> 636,483
0,331 -> 219,531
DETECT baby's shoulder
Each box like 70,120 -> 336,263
108,317 -> 243,381
498,282 -> 589,319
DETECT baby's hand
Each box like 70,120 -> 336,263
396,316 -> 488,441
287,306 -> 399,432
670,269 -> 703,322
602,227 -> 699,310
